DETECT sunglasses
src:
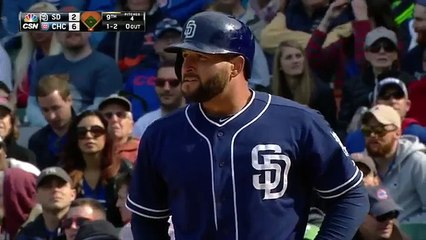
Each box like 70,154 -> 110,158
361,125 -> 397,137
376,211 -> 399,222
103,111 -> 127,120
378,91 -> 405,100
77,125 -> 106,139
368,41 -> 397,53
155,78 -> 180,88
61,217 -> 91,229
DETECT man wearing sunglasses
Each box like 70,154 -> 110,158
98,94 -> 139,164
16,167 -> 76,240
361,104 -> 426,223
133,61 -> 186,138
354,186 -> 407,240
346,77 -> 426,154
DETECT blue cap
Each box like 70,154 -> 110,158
154,18 -> 182,40
367,186 -> 402,217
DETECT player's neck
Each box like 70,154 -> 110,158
63,45 -> 92,62
202,82 -> 252,117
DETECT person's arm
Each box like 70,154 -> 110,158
26,61 -> 47,127
127,123 -> 170,240
304,111 -> 369,239
404,151 -> 426,223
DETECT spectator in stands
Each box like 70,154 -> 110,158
351,152 -> 380,187
12,2 -> 61,109
0,97 -> 36,164
401,0 -> 426,78
75,220 -> 120,240
260,0 -> 352,55
122,17 -> 182,120
62,198 -> 107,240
16,167 -> 76,240
0,136 -> 40,176
27,28 -> 122,127
362,104 -> 426,223
0,168 -> 37,239
354,186 -> 408,240
61,110 -> 132,227
208,0 -> 266,41
209,5 -> 271,90
405,0 -> 426,126
339,27 -> 414,134
157,0 -> 213,24
133,61 -> 185,138
98,94 -> 139,164
0,43 -> 12,90
98,0 -> 163,72
115,172 -> 133,240
29,74 -> 74,170
271,40 -> 336,128
346,78 -> 426,153
306,0 -> 397,88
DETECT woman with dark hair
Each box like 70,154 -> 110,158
61,110 -> 132,227
272,40 -> 337,128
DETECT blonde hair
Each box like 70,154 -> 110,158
12,2 -> 62,104
271,40 -> 315,105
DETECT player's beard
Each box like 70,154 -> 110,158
366,139 -> 395,158
182,73 -> 228,103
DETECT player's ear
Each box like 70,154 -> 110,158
230,55 -> 244,78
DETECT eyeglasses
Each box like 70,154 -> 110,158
103,111 -> 127,120
378,91 -> 405,100
61,217 -> 91,229
368,41 -> 397,53
77,125 -> 106,139
155,78 -> 180,88
376,210 -> 399,222
361,124 -> 397,137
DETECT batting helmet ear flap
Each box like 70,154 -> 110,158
175,52 -> 184,81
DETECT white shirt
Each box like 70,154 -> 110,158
0,45 -> 12,90
133,109 -> 163,139
8,158 -> 40,176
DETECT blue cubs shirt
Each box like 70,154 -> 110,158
127,91 -> 362,240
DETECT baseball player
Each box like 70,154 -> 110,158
127,11 -> 369,240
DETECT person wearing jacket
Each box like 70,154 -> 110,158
362,104 -> 426,223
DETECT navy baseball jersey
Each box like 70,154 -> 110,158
127,91 -> 363,239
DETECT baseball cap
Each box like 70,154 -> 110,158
362,104 -> 401,128
36,167 -> 72,187
367,186 -> 402,218
154,18 -> 182,40
75,220 -> 120,240
350,153 -> 377,176
0,96 -> 14,112
374,77 -> 408,102
98,94 -> 132,112
365,27 -> 398,49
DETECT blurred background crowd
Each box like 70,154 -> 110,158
0,0 -> 426,239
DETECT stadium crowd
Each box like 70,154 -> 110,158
0,0 -> 426,239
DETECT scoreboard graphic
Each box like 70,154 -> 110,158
19,11 -> 146,32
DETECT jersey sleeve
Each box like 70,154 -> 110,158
303,111 -> 363,199
126,124 -> 171,219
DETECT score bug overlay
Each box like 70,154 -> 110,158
19,11 -> 146,32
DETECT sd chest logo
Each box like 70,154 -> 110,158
251,144 -> 291,200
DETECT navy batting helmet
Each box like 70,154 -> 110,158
165,11 -> 255,78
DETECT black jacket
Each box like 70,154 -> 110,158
15,215 -> 64,240
28,125 -> 67,170
5,137 -> 36,166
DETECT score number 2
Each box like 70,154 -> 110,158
106,23 -> 118,30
